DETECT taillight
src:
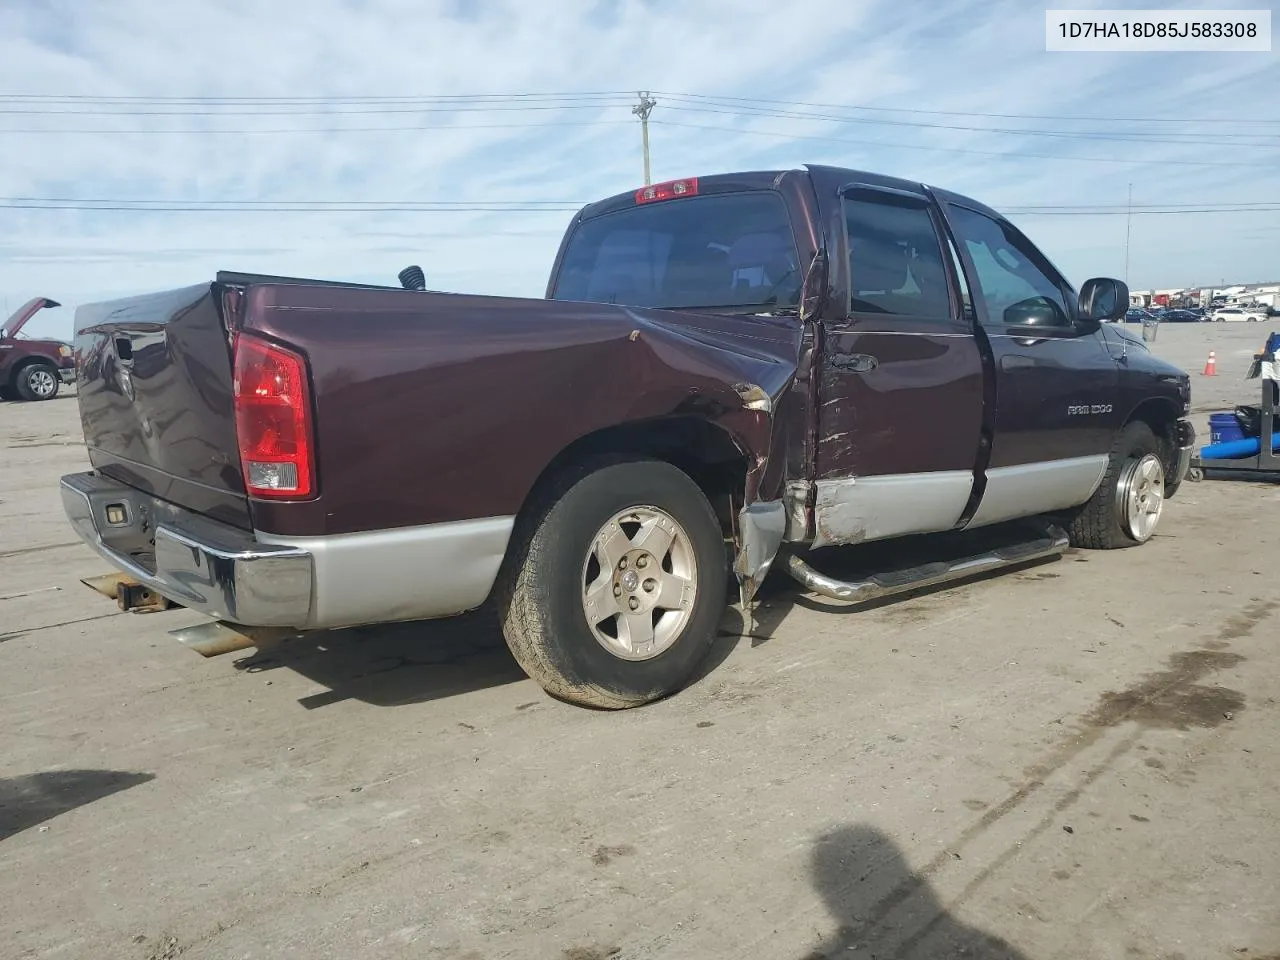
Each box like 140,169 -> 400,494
635,177 -> 698,204
232,333 -> 315,499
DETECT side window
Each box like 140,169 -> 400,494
845,196 -> 951,319
946,205 -> 1073,328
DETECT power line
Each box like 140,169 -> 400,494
1012,201 -> 1275,210
2,120 -> 635,134
659,102 -> 1280,147
0,201 -> 584,213
9,97 -> 1273,146
0,91 -> 635,103
6,89 -> 1277,125
650,119 -> 1271,167
0,102 -> 638,116
651,91 -> 1280,126
7,90 -> 1277,145
1006,206 -> 1280,216
4,197 -> 1276,216
3,197 -> 582,205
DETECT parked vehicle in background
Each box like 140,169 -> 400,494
1,297 -> 75,401
59,164 -> 1196,709
1159,309 -> 1202,323
1124,307 -> 1158,323
1212,306 -> 1268,323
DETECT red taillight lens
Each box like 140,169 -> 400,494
635,177 -> 699,204
232,333 -> 315,499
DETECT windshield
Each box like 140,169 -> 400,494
552,191 -> 802,311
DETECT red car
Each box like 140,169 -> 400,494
1,297 -> 75,401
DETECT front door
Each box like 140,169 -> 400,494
812,182 -> 985,548
937,197 -> 1120,528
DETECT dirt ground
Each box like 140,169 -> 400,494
2,321 -> 1278,960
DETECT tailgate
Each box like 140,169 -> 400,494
74,282 -> 252,529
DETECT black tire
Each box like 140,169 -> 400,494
1065,421 -> 1166,550
497,457 -> 728,709
14,362 -> 60,401
0,385 -> 15,401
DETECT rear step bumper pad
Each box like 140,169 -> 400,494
60,471 -> 312,627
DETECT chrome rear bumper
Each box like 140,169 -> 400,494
1173,419 -> 1197,486
60,471 -> 313,627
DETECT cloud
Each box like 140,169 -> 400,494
2,0 -> 1277,338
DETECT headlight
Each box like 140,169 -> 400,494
58,344 -> 71,357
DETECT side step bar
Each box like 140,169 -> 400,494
785,525 -> 1070,604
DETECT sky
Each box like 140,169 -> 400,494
2,0 -> 1278,341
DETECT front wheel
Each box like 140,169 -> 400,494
497,458 -> 728,709
15,363 -> 60,401
1065,421 -> 1167,549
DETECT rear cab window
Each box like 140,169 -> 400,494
551,191 -> 802,312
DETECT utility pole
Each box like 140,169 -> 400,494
633,91 -> 657,186
1123,181 -> 1133,288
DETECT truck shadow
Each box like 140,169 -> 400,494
802,824 -> 1028,959
231,521 -> 1061,710
232,607 -> 530,709
0,769 -> 155,842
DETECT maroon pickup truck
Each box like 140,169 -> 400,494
61,164 -> 1195,708
2,297 -> 76,401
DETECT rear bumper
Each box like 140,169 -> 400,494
60,471 -> 517,630
60,471 -> 313,627
1173,419 -> 1196,486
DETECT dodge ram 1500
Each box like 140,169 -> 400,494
61,164 -> 1195,708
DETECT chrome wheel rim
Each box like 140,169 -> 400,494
1117,453 -> 1165,542
29,369 -> 56,398
581,506 -> 698,661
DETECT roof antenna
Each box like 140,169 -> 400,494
398,265 -> 426,291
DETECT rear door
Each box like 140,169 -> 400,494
809,176 -> 985,547
935,195 -> 1120,528
74,283 -> 252,528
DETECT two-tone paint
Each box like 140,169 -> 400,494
63,164 -> 1193,630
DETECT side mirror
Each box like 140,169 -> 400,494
1003,297 -> 1064,327
1077,277 -> 1128,328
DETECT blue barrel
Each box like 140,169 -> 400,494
1209,412 -> 1244,445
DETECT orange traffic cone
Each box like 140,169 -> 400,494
1203,351 -> 1217,376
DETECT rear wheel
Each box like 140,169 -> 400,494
1065,421 -> 1167,549
497,458 -> 728,709
15,362 -> 59,401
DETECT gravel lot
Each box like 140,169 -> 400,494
2,321 -> 1278,960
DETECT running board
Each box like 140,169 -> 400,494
785,525 -> 1070,604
